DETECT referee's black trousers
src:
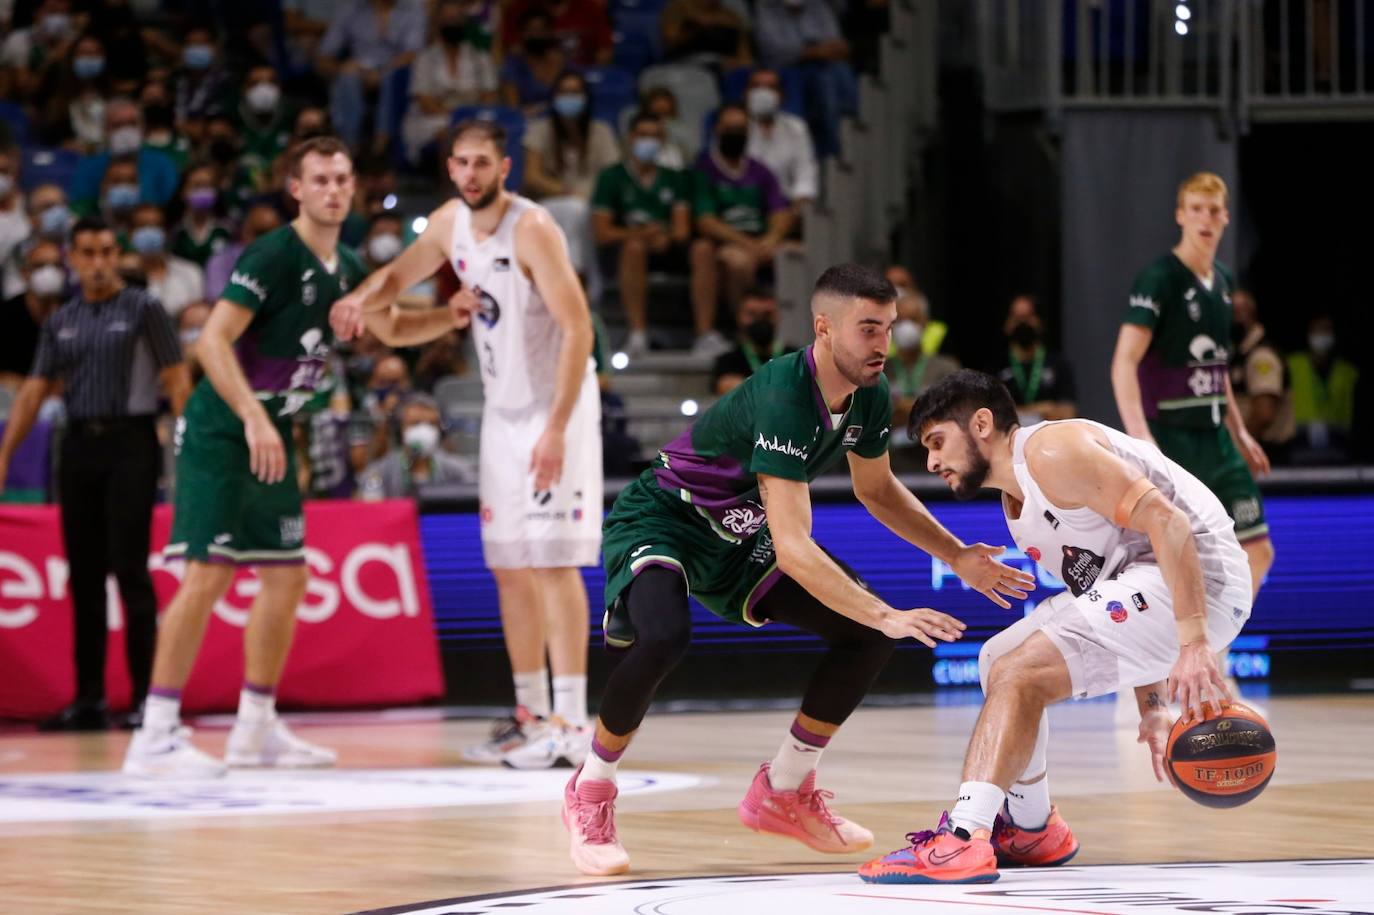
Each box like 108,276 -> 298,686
58,418 -> 161,708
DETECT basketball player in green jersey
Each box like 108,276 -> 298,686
558,264 -> 1037,876
123,137 -> 460,777
1111,172 -> 1273,605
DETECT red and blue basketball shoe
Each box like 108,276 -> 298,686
991,804 -> 1079,868
858,812 -> 998,884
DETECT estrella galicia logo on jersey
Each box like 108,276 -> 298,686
842,425 -> 863,447
476,288 -> 501,328
493,257 -> 511,272
754,434 -> 809,461
1106,599 -> 1128,623
1132,591 -> 1149,611
1061,545 -> 1105,596
1043,510 -> 1059,529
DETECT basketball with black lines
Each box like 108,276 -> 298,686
1165,701 -> 1277,808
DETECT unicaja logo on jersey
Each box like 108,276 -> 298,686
721,504 -> 766,536
231,271 -> 267,302
754,434 -> 809,461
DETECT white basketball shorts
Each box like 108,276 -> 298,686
479,370 -> 602,569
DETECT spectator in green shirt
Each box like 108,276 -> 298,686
592,112 -> 713,355
169,163 -> 232,267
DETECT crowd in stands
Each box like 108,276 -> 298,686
0,0 -> 1360,508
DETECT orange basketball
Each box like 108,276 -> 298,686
1165,700 -> 1276,808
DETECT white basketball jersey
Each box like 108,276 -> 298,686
449,195 -> 567,411
1004,419 -> 1244,597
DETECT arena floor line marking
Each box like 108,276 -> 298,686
837,894 -> 1125,915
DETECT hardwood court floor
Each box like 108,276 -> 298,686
1,693 -> 1370,914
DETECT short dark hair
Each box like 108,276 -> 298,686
289,135 -> 352,178
716,102 -> 748,124
907,369 -> 1020,441
450,119 -> 508,155
812,263 -> 897,305
70,216 -> 112,244
629,111 -> 662,133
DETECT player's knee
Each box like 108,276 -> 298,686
986,649 -> 1057,702
637,619 -> 690,670
689,238 -> 714,265
177,562 -> 236,609
622,237 -> 647,259
1245,536 -> 1275,576
259,563 -> 309,601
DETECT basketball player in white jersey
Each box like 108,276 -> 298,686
860,369 -> 1251,885
331,120 -> 601,768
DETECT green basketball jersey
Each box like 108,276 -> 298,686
1124,252 -> 1235,429
191,223 -> 369,428
590,163 -> 689,228
649,346 -> 891,541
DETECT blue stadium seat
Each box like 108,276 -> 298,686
612,26 -> 658,76
386,66 -> 413,166
0,101 -> 28,149
20,147 -> 84,193
583,66 -> 638,130
450,105 -> 527,192
610,0 -> 670,14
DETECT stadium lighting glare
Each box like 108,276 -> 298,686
1175,20 -> 1188,35
611,352 -> 630,370
1176,4 -> 1191,19
382,194 -> 398,210
680,399 -> 699,417
411,216 -> 428,233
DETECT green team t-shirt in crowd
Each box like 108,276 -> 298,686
190,223 -> 369,429
1124,252 -> 1235,429
590,163 -> 689,229
651,346 -> 891,541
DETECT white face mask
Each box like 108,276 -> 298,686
1308,332 -> 1335,356
109,125 -> 143,157
746,87 -> 780,118
0,174 -> 13,199
246,82 -> 281,114
403,422 -> 440,456
893,319 -> 922,351
368,232 -> 403,264
29,264 -> 66,297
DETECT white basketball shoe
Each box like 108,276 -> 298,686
123,725 -> 228,778
225,716 -> 338,768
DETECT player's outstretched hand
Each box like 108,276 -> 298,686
530,424 -> 565,493
880,608 -> 966,647
1168,640 -> 1232,723
1235,427 -> 1271,477
245,410 -> 287,484
447,286 -> 477,329
330,289 -> 368,341
1137,707 -> 1173,783
951,543 -> 1036,609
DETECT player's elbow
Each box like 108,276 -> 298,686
771,534 -> 809,578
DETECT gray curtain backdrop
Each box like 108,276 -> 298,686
1060,110 -> 1238,424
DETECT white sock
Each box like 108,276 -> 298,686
236,688 -> 276,724
513,668 -> 551,719
949,781 -> 1005,835
769,733 -> 824,791
552,674 -> 588,727
1006,711 -> 1052,828
143,693 -> 181,733
578,738 -> 621,785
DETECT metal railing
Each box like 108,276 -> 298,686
979,0 -> 1374,126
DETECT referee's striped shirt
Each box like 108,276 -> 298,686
30,286 -> 183,420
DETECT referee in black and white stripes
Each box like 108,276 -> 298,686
0,217 -> 191,731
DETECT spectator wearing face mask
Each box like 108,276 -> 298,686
1287,314 -> 1359,463
884,264 -> 948,357
592,112 -> 705,356
992,294 -> 1076,423
402,0 -> 499,166
98,158 -> 143,239
174,27 -> 234,137
204,203 -> 283,301
0,148 -> 28,270
139,82 -> 193,174
885,289 -> 958,428
70,97 -> 180,215
1228,288 -> 1293,452
315,0 -> 427,153
2,183 -> 72,300
238,65 -> 294,170
501,8 -> 572,116
358,394 -> 476,499
175,300 -> 211,385
363,353 -> 414,462
363,212 -> 406,272
523,70 -> 621,280
754,0 -> 858,159
502,0 -> 614,67
0,0 -> 77,103
710,287 -> 798,394
692,102 -> 793,355
639,87 -> 695,166
169,165 -> 232,267
0,240 -> 68,389
129,203 -> 204,317
744,67 -> 818,207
